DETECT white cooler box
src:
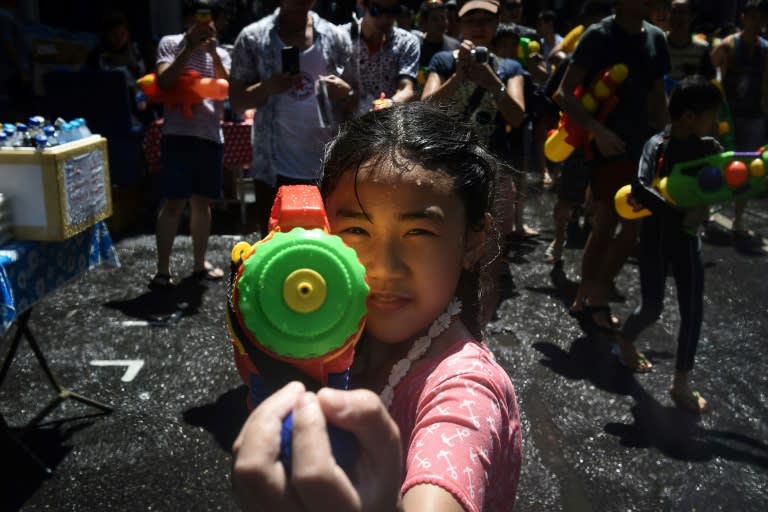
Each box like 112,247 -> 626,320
0,135 -> 113,241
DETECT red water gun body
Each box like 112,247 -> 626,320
137,70 -> 228,118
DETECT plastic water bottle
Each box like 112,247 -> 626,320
0,132 -> 9,149
34,134 -> 48,151
58,122 -> 73,144
14,123 -> 30,147
74,117 -> 92,137
4,124 -> 14,146
27,116 -> 43,139
43,125 -> 58,147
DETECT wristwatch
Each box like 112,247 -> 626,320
493,83 -> 507,101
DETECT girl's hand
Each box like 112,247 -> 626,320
232,383 -> 404,512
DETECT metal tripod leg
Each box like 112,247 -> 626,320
0,308 -> 113,473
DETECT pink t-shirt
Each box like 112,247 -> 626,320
390,339 -> 522,512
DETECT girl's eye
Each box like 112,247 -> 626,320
406,228 -> 435,236
340,226 -> 369,236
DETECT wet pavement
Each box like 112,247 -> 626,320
1,184 -> 767,511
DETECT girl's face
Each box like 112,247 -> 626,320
326,162 -> 486,345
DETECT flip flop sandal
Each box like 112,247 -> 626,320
669,388 -> 708,414
192,266 -> 224,281
148,273 -> 176,290
611,344 -> 652,373
569,305 -> 619,335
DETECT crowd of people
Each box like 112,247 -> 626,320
146,0 -> 766,510
4,0 -> 764,510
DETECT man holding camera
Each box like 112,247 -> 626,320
421,0 -> 525,152
229,0 -> 355,236
421,0 -> 526,324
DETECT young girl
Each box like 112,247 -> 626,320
231,102 -> 522,511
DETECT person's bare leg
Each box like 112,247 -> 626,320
155,198 -> 187,277
670,370 -> 707,412
189,194 -> 214,273
513,163 -> 538,237
572,199 -> 616,309
614,333 -> 653,372
546,198 -> 573,262
535,116 -> 554,187
601,216 -> 639,289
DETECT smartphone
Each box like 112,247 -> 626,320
281,46 -> 300,75
195,9 -> 212,24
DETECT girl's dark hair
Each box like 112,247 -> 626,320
319,102 -> 499,338
668,75 -> 722,120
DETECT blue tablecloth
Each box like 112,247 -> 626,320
0,221 -> 120,335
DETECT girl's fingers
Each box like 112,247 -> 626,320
290,392 -> 361,511
231,381 -> 305,511
317,388 -> 403,510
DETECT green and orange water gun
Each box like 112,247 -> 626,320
226,184 -> 369,474
615,147 -> 768,219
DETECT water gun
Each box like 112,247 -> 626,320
517,37 -> 541,68
226,184 -> 369,475
136,70 -> 228,118
371,91 -> 394,111
614,148 -> 768,219
417,66 -> 429,86
559,25 -> 584,55
544,63 -> 629,163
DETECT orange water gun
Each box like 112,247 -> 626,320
226,185 -> 369,475
544,63 -> 629,163
136,70 -> 228,118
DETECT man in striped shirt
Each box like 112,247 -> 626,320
150,0 -> 231,289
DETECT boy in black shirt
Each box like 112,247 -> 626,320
615,76 -> 722,414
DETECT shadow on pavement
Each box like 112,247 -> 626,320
182,385 -> 250,452
605,381 -> 768,468
103,276 -> 208,325
1,418 -> 97,512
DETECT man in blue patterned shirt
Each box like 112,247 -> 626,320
229,0 -> 355,236
341,0 -> 420,115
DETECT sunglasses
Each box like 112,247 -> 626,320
369,2 -> 403,17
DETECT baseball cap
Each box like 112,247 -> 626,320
459,0 -> 500,17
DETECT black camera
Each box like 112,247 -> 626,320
470,46 -> 490,64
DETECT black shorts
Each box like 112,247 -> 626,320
557,153 -> 590,204
589,159 -> 635,202
160,135 -> 224,200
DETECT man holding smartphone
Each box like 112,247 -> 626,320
229,0 -> 355,237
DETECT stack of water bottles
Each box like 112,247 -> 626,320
0,116 -> 93,151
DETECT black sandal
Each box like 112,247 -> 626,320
148,273 -> 176,289
569,305 -> 619,335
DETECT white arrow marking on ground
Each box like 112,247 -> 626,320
90,360 -> 145,382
